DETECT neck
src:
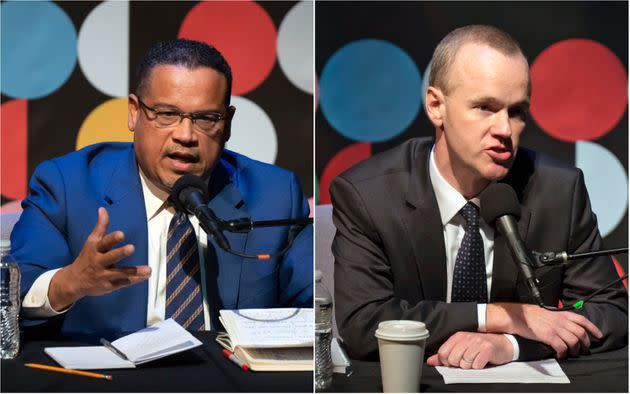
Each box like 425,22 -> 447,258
433,133 -> 489,200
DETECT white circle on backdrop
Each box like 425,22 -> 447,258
277,1 -> 313,94
226,96 -> 278,164
78,1 -> 129,97
576,140 -> 628,237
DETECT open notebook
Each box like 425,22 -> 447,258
216,308 -> 313,371
45,319 -> 202,370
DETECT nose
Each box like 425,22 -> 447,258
171,117 -> 197,145
492,109 -> 512,139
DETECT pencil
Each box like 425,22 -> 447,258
25,363 -> 112,380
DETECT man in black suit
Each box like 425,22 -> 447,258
330,25 -> 627,369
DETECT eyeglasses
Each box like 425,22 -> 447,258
137,98 -> 228,136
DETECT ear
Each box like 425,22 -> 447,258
222,105 -> 236,143
425,86 -> 446,128
128,94 -> 139,132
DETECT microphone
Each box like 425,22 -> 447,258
479,183 -> 544,306
169,174 -> 230,251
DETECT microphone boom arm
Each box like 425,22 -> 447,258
222,217 -> 313,233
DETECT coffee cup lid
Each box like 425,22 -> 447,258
374,320 -> 429,341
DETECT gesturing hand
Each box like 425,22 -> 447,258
427,332 -> 514,369
49,207 -> 151,310
487,303 -> 603,358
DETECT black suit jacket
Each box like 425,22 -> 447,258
330,137 -> 627,361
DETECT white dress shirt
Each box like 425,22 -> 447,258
429,147 -> 519,360
21,168 -> 212,330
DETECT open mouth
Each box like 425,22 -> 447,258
166,151 -> 199,171
486,146 -> 512,162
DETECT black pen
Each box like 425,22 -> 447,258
99,338 -> 129,361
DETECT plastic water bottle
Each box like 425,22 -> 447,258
1,239 -> 20,359
315,270 -> 333,390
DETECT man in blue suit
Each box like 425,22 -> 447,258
11,39 -> 313,341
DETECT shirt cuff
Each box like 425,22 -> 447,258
503,334 -> 520,361
477,303 -> 487,332
21,268 -> 72,318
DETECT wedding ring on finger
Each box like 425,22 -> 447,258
461,356 -> 474,364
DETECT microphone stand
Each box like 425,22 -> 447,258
532,247 -> 628,311
533,247 -> 628,267
211,216 -> 312,260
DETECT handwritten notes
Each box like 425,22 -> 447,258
219,308 -> 313,348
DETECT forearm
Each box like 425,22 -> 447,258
336,293 -> 478,360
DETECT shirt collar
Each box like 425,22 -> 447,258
138,168 -> 171,221
429,146 -> 481,226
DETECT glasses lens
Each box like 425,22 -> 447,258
154,112 -> 180,127
194,116 -> 220,132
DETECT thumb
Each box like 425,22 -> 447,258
427,354 -> 441,366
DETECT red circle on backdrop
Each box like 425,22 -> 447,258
318,142 -> 371,204
530,39 -> 627,142
178,1 -> 277,96
1,99 -> 28,201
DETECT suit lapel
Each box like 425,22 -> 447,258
102,145 -> 149,333
204,155 -> 249,326
400,142 -> 448,301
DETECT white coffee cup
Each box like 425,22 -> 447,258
375,320 -> 430,393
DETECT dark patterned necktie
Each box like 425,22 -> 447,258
165,211 -> 205,330
452,202 -> 488,303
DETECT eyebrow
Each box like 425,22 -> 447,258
470,96 -> 530,109
149,101 -> 222,114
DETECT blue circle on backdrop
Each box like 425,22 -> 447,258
319,39 -> 422,142
1,1 -> 77,99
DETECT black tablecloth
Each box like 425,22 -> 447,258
327,346 -> 628,392
1,331 -> 313,392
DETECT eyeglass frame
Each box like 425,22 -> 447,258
134,96 -> 230,137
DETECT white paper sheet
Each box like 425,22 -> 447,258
44,346 -> 136,370
435,359 -> 570,384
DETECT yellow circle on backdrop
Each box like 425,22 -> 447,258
76,97 -> 132,150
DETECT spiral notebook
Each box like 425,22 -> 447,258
216,308 -> 314,371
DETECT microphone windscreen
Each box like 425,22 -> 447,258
169,174 -> 208,211
479,183 -> 521,224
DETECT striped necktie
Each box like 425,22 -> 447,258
165,211 -> 205,330
452,202 -> 488,303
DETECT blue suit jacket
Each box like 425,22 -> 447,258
11,143 -> 313,341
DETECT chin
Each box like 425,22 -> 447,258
482,166 -> 510,182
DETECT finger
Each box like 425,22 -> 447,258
461,350 -> 479,370
427,354 -> 442,366
110,265 -> 151,277
564,321 -> 590,351
556,327 -> 580,358
565,313 -> 603,339
437,338 -> 457,367
91,207 -> 110,239
549,336 -> 569,359
446,342 -> 468,368
471,350 -> 489,369
107,266 -> 152,288
100,244 -> 135,266
97,231 -> 124,253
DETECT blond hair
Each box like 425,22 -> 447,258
429,25 -> 529,96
